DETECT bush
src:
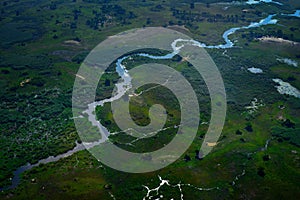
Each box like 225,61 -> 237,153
31,78 -> 44,87
245,124 -> 253,132
236,129 -> 243,135
257,167 -> 266,177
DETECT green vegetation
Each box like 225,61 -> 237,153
0,0 -> 299,199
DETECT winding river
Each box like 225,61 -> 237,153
1,3 -> 299,191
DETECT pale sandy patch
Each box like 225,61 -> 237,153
75,74 -> 85,80
257,36 -> 299,45
206,142 -> 218,147
20,79 -> 31,87
64,40 -> 81,45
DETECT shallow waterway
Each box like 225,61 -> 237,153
246,0 -> 283,5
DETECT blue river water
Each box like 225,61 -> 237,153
283,10 -> 300,18
246,0 -> 283,6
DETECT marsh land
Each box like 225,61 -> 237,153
0,0 -> 299,199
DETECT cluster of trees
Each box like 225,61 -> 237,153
150,4 -> 165,12
86,5 -> 136,30
0,88 -> 71,135
50,2 -> 57,10
49,2 -> 137,31
170,8 -> 245,24
271,119 -> 299,147
0,86 -> 78,186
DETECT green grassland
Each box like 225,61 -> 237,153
0,0 -> 300,199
